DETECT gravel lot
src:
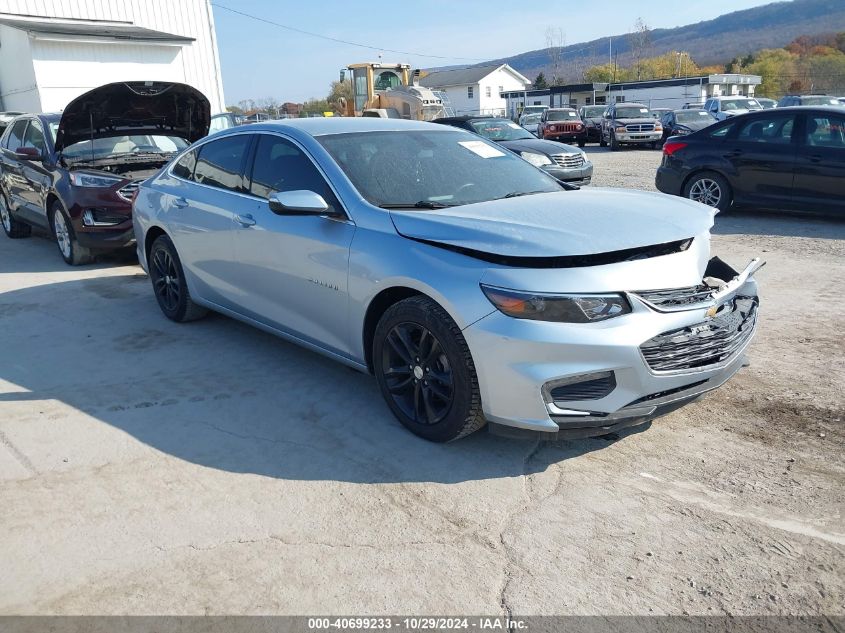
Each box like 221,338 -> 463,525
1,147 -> 843,616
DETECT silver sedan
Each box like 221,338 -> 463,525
133,118 -> 761,442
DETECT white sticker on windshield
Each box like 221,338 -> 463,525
640,108 -> 648,113
507,122 -> 522,129
458,140 -> 506,158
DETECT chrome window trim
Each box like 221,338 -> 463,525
166,130 -> 354,224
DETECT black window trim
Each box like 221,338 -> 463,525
168,130 -> 353,223
726,111 -> 800,144
4,117 -> 31,151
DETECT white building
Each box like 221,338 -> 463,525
503,74 -> 762,118
420,64 -> 530,116
0,0 -> 225,113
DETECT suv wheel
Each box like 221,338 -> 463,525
148,234 -> 208,322
373,296 -> 486,442
599,134 -> 607,148
50,202 -> 92,265
0,194 -> 31,238
609,131 -> 619,151
683,171 -> 732,212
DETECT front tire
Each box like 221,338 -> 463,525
373,296 -> 485,442
683,171 -> 732,213
609,132 -> 619,151
50,202 -> 91,265
0,194 -> 31,238
599,134 -> 607,148
148,234 -> 208,322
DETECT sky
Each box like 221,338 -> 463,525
212,0 -> 779,107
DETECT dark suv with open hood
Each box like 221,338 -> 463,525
0,81 -> 209,264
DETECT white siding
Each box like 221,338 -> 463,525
478,68 -> 527,116
0,24 -> 37,110
440,84 -> 478,116
0,0 -> 224,112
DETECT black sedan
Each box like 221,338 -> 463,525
659,109 -> 717,145
656,107 -> 845,215
433,116 -> 592,186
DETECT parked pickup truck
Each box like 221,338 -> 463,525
600,103 -> 663,150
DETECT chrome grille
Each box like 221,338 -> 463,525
117,179 -> 143,202
625,123 -> 655,132
640,297 -> 757,372
634,285 -> 715,311
550,153 -> 585,169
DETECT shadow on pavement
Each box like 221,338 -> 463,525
0,272 -> 641,484
712,209 -> 845,240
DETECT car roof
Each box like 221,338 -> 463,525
547,107 -> 576,111
233,117 -> 452,136
615,102 -> 648,107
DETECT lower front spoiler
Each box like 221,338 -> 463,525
490,356 -> 747,440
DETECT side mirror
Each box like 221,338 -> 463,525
268,190 -> 331,216
14,147 -> 42,161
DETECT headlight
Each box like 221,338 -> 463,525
654,124 -> 663,131
520,152 -> 552,167
70,172 -> 123,188
613,123 -> 627,130
480,285 -> 631,323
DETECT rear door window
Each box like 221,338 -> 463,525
4,119 -> 28,150
22,120 -> 46,154
805,114 -> 845,148
172,149 -> 198,180
193,135 -> 251,193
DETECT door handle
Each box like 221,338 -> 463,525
808,154 -> 823,163
235,213 -> 256,227
172,197 -> 188,208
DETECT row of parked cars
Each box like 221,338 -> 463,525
0,80 -> 765,444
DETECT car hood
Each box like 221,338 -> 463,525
390,188 -> 714,260
498,138 -> 581,155
55,81 -> 210,152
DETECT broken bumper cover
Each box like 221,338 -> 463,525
464,258 -> 761,437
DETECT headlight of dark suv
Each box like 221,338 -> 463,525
480,285 -> 631,323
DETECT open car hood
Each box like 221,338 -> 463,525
55,81 -> 210,153
390,188 -> 715,264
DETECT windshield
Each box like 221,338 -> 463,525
58,133 -> 188,161
720,99 -> 761,111
615,106 -> 650,118
546,110 -> 579,121
522,106 -> 547,115
801,96 -> 841,106
582,107 -> 605,118
676,110 -> 715,123
318,130 -> 562,208
470,119 -> 535,141
520,114 -> 542,125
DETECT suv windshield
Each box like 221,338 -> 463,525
582,107 -> 605,118
469,119 -> 535,141
48,123 -> 188,161
615,106 -> 650,118
719,99 -> 762,111
546,110 -> 578,121
676,110 -> 715,123
318,130 -> 561,208
800,96 -> 841,106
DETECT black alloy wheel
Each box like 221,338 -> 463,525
373,296 -> 486,442
381,322 -> 454,426
148,235 -> 208,322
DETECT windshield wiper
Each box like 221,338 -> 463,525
379,200 -> 454,209
496,190 -> 549,200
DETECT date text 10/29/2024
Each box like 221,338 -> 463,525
308,617 -> 528,630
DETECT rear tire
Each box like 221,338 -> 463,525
599,135 -> 607,148
683,171 -> 732,213
0,194 -> 31,238
50,201 -> 92,265
148,234 -> 208,322
373,296 -> 486,442
577,140 -> 586,148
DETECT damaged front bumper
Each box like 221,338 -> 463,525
466,256 -> 763,438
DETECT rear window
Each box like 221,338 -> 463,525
172,149 -> 198,180
4,119 -> 27,150
193,134 -> 251,193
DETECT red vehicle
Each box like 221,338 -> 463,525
537,108 -> 588,147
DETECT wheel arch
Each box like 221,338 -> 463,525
143,225 -> 169,265
361,286 -> 426,373
681,167 -> 732,198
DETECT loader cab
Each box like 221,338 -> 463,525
348,63 -> 411,114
